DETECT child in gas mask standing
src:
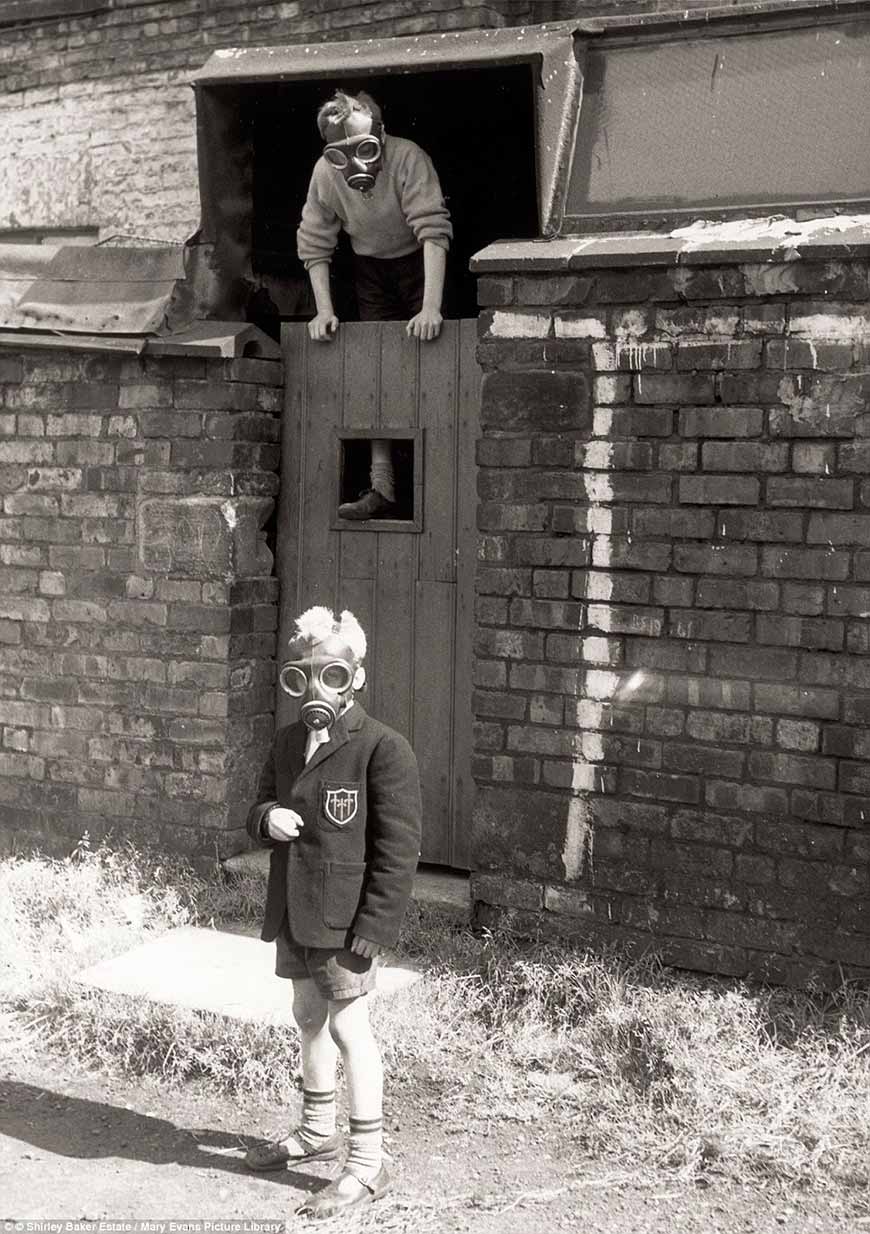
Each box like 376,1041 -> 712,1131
243,606 -> 422,1220
297,89 -> 452,519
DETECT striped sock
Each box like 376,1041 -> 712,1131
346,1115 -> 383,1183
293,1088 -> 336,1152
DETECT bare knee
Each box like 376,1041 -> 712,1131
328,996 -> 370,1052
292,981 -> 328,1037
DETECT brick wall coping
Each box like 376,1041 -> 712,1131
0,322 -> 281,361
471,214 -> 870,272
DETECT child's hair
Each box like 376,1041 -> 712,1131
293,606 -> 367,663
316,90 -> 383,140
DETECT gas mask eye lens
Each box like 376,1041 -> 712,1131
279,665 -> 308,697
320,661 -> 353,692
354,138 -> 381,163
324,146 -> 348,169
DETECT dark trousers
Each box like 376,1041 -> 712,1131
353,249 -> 426,322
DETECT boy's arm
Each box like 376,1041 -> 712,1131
399,145 -> 452,342
407,239 -> 447,341
297,164 -> 342,342
246,743 -> 279,848
307,261 -> 339,343
351,731 -> 423,951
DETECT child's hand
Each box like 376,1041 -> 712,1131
350,935 -> 381,959
406,308 -> 443,342
309,311 -> 339,342
265,806 -> 305,841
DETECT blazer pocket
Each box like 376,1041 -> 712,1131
322,861 -> 366,929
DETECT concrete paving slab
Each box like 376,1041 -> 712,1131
223,851 -> 472,920
74,925 -> 422,1027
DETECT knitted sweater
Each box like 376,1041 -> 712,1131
296,135 -> 452,271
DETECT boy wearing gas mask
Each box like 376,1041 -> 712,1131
243,606 -> 422,1220
297,89 -> 452,520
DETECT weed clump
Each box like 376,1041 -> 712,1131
2,841 -> 869,1198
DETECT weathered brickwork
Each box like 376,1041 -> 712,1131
472,257 -> 870,986
1,0 -> 845,242
0,0 -> 520,241
0,346 -> 281,869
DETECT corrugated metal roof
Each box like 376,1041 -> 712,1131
0,243 -> 185,335
191,23 -> 578,85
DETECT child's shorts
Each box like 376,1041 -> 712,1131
275,915 -> 377,1000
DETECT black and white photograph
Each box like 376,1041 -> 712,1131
0,0 -> 869,1230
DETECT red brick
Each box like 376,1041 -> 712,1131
760,546 -> 850,580
633,374 -> 716,405
720,511 -> 804,542
702,442 -> 788,472
766,477 -> 854,509
757,616 -> 844,651
679,476 -> 760,506
695,579 -> 778,610
754,683 -> 839,719
709,644 -> 796,680
673,543 -> 757,576
676,339 -> 762,371
480,370 -> 590,431
669,609 -> 752,643
476,276 -> 514,307
621,768 -> 701,804
679,407 -> 764,438
632,507 -> 714,539
668,676 -> 752,710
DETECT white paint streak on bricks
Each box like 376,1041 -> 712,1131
488,310 -> 551,338
789,313 -> 870,341
561,449 -> 615,880
554,314 -> 607,339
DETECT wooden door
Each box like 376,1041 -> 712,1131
278,320 -> 480,868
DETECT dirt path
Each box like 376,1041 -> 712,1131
0,1056 -> 860,1233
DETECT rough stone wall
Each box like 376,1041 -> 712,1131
0,0 -> 518,242
0,346 -> 280,868
471,257 -> 870,986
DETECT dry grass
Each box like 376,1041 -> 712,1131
2,839 -> 870,1202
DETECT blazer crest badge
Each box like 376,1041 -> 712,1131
323,784 -> 359,826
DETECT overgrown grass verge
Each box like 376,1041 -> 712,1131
2,841 -> 869,1202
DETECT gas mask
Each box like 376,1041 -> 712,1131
323,119 -> 384,194
279,626 -> 366,733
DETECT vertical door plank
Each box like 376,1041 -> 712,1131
414,579 -> 454,863
378,322 -> 419,429
277,324 -> 309,729
373,534 -> 415,741
298,328 -> 342,615
340,575 -> 377,719
419,322 -> 459,585
450,319 -> 482,868
339,321 -> 381,581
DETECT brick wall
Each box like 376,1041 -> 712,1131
471,254 -> 870,986
0,0 -> 846,242
0,345 -> 281,869
0,0 -> 518,242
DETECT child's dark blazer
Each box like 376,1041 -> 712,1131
246,703 -> 422,950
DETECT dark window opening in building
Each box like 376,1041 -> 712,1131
246,64 -> 539,336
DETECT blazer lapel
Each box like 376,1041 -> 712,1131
296,703 -> 366,779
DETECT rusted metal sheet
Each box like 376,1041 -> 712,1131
0,242 -> 185,335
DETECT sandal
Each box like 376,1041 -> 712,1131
296,1165 -> 391,1219
244,1129 -> 342,1171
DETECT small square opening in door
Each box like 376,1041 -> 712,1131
335,429 -> 422,532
